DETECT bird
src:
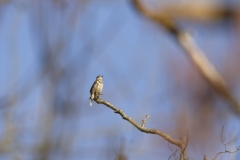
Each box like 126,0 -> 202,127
89,75 -> 103,106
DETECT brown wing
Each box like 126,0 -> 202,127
90,81 -> 97,94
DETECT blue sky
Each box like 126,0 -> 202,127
0,0 -> 240,160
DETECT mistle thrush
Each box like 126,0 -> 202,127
89,75 -> 103,106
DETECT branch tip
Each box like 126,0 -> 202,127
141,114 -> 150,128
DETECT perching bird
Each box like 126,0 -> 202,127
89,75 -> 103,106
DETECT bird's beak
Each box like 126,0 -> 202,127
101,75 -> 103,77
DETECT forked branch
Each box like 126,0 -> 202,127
168,142 -> 179,160
211,125 -> 240,160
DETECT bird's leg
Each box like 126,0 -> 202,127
95,93 -> 100,99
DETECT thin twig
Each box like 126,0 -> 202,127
168,142 -> 179,160
212,125 -> 240,160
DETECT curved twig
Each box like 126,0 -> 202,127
168,142 -> 179,160
212,125 -> 240,160
212,147 -> 240,160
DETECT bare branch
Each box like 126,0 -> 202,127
131,0 -> 240,114
94,97 -> 188,160
212,125 -> 240,160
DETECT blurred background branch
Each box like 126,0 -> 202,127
132,0 -> 240,114
0,0 -> 240,159
212,125 -> 240,160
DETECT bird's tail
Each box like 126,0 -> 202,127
90,94 -> 94,106
90,98 -> 92,106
